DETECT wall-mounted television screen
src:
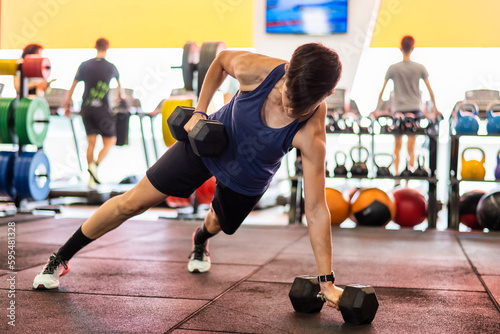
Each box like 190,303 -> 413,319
266,0 -> 348,34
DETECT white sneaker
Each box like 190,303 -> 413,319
88,162 -> 101,184
33,253 -> 70,289
88,177 -> 97,188
188,228 -> 211,273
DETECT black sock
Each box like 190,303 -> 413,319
56,226 -> 94,261
194,224 -> 214,245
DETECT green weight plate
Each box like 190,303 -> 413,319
0,98 -> 18,143
15,98 -> 50,147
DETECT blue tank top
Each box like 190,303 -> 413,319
202,63 -> 310,196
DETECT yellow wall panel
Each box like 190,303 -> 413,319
1,0 -> 253,49
371,0 -> 500,47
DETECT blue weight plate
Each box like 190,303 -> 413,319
0,153 -> 8,195
13,154 -> 26,198
0,151 -> 17,198
14,153 -> 31,199
16,152 -> 35,199
27,151 -> 50,201
22,153 -> 33,199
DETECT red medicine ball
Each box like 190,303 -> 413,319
392,188 -> 427,227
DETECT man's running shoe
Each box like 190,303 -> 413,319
33,253 -> 70,289
188,227 -> 211,273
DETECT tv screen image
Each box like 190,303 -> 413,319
266,0 -> 348,34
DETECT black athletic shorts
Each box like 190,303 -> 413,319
399,110 -> 424,118
81,108 -> 116,137
146,141 -> 263,235
394,110 -> 424,138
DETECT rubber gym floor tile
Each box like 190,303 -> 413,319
0,213 -> 53,225
179,282 -> 500,334
0,217 -> 85,239
15,220 -> 166,248
482,275 -> 500,308
78,238 -> 200,262
458,233 -> 500,275
0,290 -> 206,334
329,235 -> 466,261
78,223 -> 308,266
5,257 -> 259,300
0,242 -> 68,271
179,281 -> 347,334
170,330 -> 236,334
281,228 -> 467,262
249,252 -> 484,291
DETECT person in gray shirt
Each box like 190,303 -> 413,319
377,35 -> 438,175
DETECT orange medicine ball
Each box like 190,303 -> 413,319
325,188 -> 350,225
350,188 -> 396,226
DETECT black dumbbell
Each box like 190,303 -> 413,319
167,106 -> 228,157
288,276 -> 379,325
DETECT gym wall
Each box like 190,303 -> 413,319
254,0 -> 380,95
351,0 -> 500,118
0,0 -> 254,48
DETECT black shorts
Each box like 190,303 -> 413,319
81,108 -> 116,137
146,142 -> 263,235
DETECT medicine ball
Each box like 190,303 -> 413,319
477,191 -> 500,231
392,188 -> 427,227
350,188 -> 395,226
459,190 -> 486,229
166,196 -> 193,208
325,188 -> 350,225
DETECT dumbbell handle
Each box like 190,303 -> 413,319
316,293 -> 328,303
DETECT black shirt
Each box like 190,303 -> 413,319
75,58 -> 119,112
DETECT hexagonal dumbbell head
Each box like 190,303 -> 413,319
188,119 -> 228,157
339,284 -> 379,325
167,106 -> 194,142
288,276 -> 324,313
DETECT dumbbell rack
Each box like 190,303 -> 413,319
447,120 -> 500,229
287,117 -> 440,228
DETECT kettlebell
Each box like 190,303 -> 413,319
325,114 -> 336,133
414,117 -> 430,134
460,147 -> 486,180
495,150 -> 500,180
342,113 -> 356,133
403,114 -> 416,133
356,116 -> 372,134
374,153 -> 394,177
413,155 -> 429,177
350,145 -> 369,177
400,158 -> 413,177
486,109 -> 500,134
454,108 -> 479,135
333,151 -> 348,177
376,115 -> 394,134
